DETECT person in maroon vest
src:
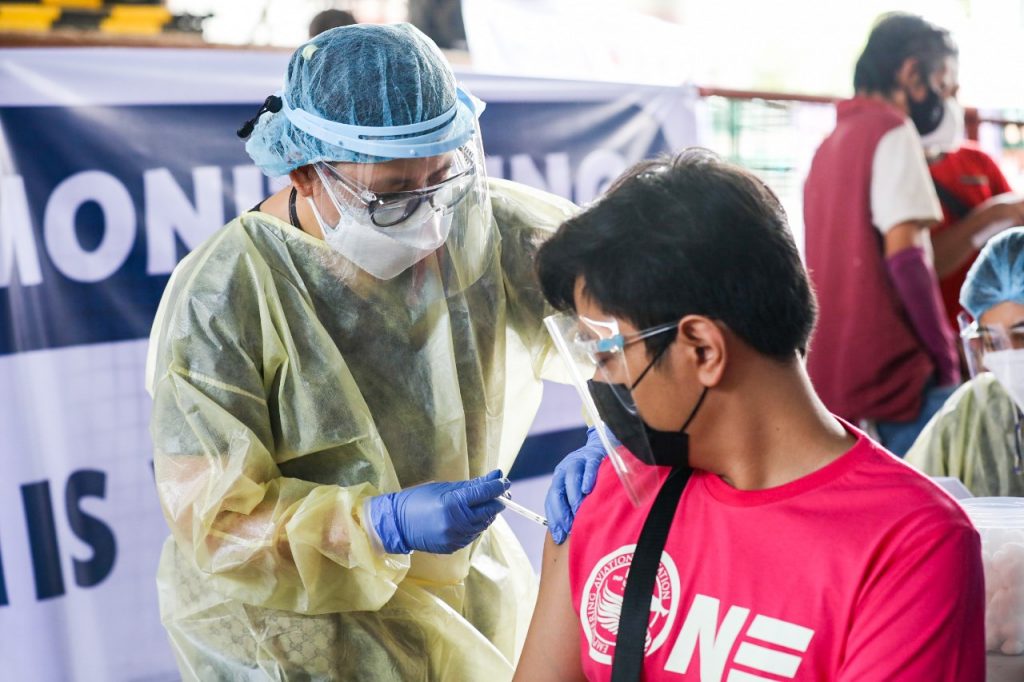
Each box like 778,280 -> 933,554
804,13 -> 962,455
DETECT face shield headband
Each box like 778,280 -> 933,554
281,86 -> 485,160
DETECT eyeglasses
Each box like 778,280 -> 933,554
575,320 -> 679,365
317,159 -> 476,228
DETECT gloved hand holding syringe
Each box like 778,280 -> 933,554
497,483 -> 548,526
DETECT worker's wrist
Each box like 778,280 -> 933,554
363,495 -> 410,555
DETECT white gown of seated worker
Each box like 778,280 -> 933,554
146,177 -> 575,681
906,373 -> 1024,497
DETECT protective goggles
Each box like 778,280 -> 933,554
313,146 -> 477,228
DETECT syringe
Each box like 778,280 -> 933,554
498,492 -> 548,526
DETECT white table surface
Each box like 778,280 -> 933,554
988,652 -> 1024,681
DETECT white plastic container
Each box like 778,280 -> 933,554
961,497 -> 1024,656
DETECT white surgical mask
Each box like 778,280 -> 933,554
984,348 -> 1024,413
920,98 -> 965,156
309,198 -> 454,280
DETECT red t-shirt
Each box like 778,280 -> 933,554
568,427 -> 985,681
929,143 -> 1014,332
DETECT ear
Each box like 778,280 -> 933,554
896,56 -> 926,100
673,316 -> 726,388
289,165 -> 318,198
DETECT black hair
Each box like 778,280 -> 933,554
309,9 -> 357,38
537,148 -> 816,362
853,13 -> 957,93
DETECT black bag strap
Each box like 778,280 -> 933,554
610,466 -> 691,682
932,179 -> 971,221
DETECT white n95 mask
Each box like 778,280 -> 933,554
920,98 -> 965,156
308,197 -> 454,280
984,348 -> 1024,414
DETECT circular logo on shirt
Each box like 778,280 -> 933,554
580,544 -> 680,665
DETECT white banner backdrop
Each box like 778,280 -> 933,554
0,47 -> 698,680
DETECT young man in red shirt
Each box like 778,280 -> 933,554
515,149 -> 984,681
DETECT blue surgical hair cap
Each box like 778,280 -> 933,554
961,227 -> 1024,319
245,23 -> 457,176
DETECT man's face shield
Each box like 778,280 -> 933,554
544,312 -> 676,508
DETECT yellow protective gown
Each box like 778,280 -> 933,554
146,178 -> 576,680
906,373 -> 1024,497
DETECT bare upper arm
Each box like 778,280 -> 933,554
883,220 -> 932,257
514,534 -> 587,682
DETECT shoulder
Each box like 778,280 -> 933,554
951,142 -> 992,162
934,374 -> 1012,420
152,217 -> 275,340
488,178 -> 578,238
874,119 -> 925,161
168,216 -> 271,290
960,143 -> 1011,182
832,442 -> 981,602
961,374 -> 1018,422
834,97 -> 907,137
930,143 -> 991,173
573,456 -> 659,533
810,99 -> 906,176
852,437 -> 976,533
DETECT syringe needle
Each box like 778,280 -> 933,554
497,493 -> 548,526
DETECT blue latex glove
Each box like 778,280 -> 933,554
546,427 -> 608,544
368,469 -> 509,554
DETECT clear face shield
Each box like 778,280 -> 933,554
960,311 -> 1024,470
960,312 -> 1024,386
545,312 -> 681,507
306,133 -> 491,295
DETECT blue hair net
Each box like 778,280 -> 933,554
245,23 -> 458,176
961,227 -> 1024,319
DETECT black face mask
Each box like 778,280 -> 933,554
586,347 -> 708,467
908,80 -> 945,136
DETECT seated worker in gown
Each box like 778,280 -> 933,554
908,227 -> 1024,496
513,149 -> 984,681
